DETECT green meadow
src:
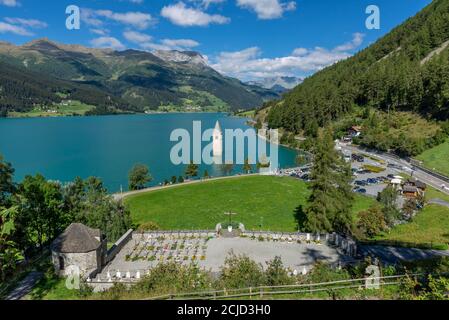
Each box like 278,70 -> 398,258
416,139 -> 449,177
125,175 -> 375,232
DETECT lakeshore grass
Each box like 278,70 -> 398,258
125,175 -> 376,231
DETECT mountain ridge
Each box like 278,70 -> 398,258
0,38 -> 279,115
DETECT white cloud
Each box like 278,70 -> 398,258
90,28 -> 109,36
237,0 -> 296,20
334,32 -> 365,52
202,0 -> 226,8
161,38 -> 199,48
96,10 -> 155,29
0,0 -> 19,7
0,21 -> 32,36
4,17 -> 48,29
90,37 -> 126,51
211,33 -> 365,81
138,37 -> 200,51
292,47 -> 308,56
188,0 -> 226,8
81,8 -> 155,29
123,30 -> 152,43
161,2 -> 230,27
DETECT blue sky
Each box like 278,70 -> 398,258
0,0 -> 433,80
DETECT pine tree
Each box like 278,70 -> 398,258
185,161 -> 199,178
302,128 -> 354,234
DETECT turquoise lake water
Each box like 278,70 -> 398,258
0,113 -> 298,192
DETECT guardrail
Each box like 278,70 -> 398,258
410,159 -> 449,184
141,274 -> 419,300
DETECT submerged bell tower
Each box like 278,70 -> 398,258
213,121 -> 223,157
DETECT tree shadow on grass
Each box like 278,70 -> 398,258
28,272 -> 61,300
294,205 -> 307,232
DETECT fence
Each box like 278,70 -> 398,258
142,274 -> 417,300
241,231 -> 357,257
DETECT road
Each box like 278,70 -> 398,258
359,246 -> 449,265
5,272 -> 43,300
342,144 -> 449,196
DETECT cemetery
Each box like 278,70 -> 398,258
85,229 -> 357,291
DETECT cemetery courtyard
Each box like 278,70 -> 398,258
92,232 -> 351,287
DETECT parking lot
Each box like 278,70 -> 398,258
280,153 -> 399,198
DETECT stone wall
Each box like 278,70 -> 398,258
52,249 -> 101,278
106,229 -> 133,264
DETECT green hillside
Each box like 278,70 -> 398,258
266,0 -> 449,156
0,40 -> 278,116
0,60 -> 130,116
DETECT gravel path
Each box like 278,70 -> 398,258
5,272 -> 43,300
428,198 -> 449,208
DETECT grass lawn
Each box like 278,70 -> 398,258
368,185 -> 449,248
7,100 -> 94,118
373,204 -> 449,248
26,275 -> 81,300
416,139 -> 449,177
125,175 -> 376,232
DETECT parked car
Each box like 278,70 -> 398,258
367,178 -> 378,185
355,180 -> 368,186
356,188 -> 367,194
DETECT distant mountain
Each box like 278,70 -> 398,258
247,77 -> 303,93
0,39 -> 280,115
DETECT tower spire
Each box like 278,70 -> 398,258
213,121 -> 223,156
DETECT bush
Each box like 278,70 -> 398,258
133,262 -> 212,297
218,253 -> 265,289
265,256 -> 294,286
137,221 -> 161,232
356,206 -> 387,239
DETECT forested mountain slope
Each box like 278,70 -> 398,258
0,60 -> 130,116
267,0 -> 449,136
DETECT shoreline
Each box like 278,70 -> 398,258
113,173 -> 262,201
3,110 -> 235,120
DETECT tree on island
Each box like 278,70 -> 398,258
221,163 -> 234,176
171,176 -> 177,185
178,176 -> 184,183
185,161 -> 199,178
243,158 -> 252,174
301,128 -> 354,235
128,164 -> 152,191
